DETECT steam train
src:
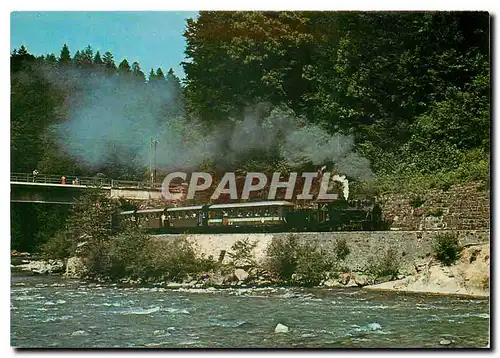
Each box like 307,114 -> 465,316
118,200 -> 383,234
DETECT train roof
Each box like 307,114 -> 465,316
120,208 -> 164,215
166,205 -> 204,212
209,201 -> 294,209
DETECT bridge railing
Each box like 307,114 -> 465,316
10,173 -> 163,190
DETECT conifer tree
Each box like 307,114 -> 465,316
132,61 -> 146,83
93,51 -> 103,65
82,45 -> 94,67
59,43 -> 71,65
118,59 -> 131,74
148,68 -> 156,81
102,51 -> 116,70
155,67 -> 165,80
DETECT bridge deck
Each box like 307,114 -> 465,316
11,172 -> 164,203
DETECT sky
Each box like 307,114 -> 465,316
10,11 -> 199,79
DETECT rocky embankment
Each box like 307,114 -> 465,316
364,244 -> 489,297
12,241 -> 490,298
11,251 -> 64,275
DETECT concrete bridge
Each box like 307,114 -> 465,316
10,173 -> 164,205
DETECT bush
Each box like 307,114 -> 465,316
40,230 -> 74,260
433,233 -> 461,266
266,234 -> 332,286
334,238 -> 350,261
227,238 -> 258,267
139,238 -> 217,282
266,234 -> 299,281
365,248 -> 400,281
295,244 -> 332,287
410,195 -> 425,208
100,227 -> 150,280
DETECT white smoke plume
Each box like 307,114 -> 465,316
47,67 -> 374,181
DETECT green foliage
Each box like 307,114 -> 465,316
227,238 -> 258,267
410,196 -> 425,208
66,191 -> 121,250
183,11 -> 489,184
40,231 -> 73,260
138,238 -> 217,282
334,238 -> 350,261
11,203 -> 72,253
266,234 -> 300,281
295,243 -> 332,287
100,227 -> 149,280
266,234 -> 332,286
433,233 -> 462,266
365,248 -> 400,281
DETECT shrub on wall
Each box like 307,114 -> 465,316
433,232 -> 462,266
365,248 -> 400,282
266,234 -> 332,286
334,238 -> 350,261
295,244 -> 332,287
227,238 -> 258,267
139,237 -> 217,282
266,234 -> 300,281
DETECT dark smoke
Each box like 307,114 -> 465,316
48,67 -> 374,181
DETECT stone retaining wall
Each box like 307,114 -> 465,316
155,230 -> 489,275
379,181 -> 490,231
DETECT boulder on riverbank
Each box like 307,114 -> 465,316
14,259 -> 64,275
364,244 -> 489,297
64,256 -> 88,279
274,323 -> 289,333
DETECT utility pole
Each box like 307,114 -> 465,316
150,138 -> 159,185
153,139 -> 158,184
149,138 -> 153,185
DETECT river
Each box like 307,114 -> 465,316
11,275 -> 490,348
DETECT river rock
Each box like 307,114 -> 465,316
439,339 -> 452,346
166,283 -> 184,289
208,271 -> 225,286
64,256 -> 88,278
71,330 -> 88,336
274,323 -> 289,333
353,273 -> 371,287
17,259 -> 64,275
322,278 -> 340,287
234,269 -> 249,282
339,273 -> 353,285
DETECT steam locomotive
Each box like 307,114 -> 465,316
118,200 -> 383,234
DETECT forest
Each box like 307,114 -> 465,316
11,11 -> 490,251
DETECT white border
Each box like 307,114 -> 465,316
2,1 -> 497,357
